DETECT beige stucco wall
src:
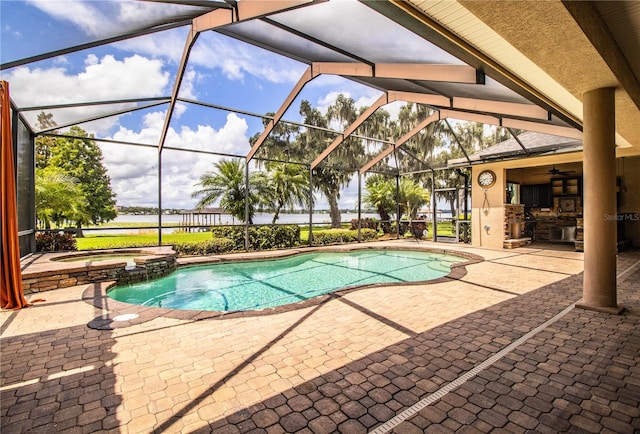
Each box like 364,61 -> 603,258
471,153 -> 582,248
471,163 -> 506,249
471,153 -> 640,248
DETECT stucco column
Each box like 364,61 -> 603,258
578,87 -> 623,314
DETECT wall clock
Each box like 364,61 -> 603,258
478,170 -> 496,188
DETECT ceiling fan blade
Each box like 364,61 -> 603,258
532,168 -> 576,176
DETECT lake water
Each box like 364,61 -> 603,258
84,212 -> 379,235
115,212 -> 379,225
82,210 -> 455,235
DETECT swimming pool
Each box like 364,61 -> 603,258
107,249 -> 466,312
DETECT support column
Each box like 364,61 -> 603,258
578,87 -> 623,314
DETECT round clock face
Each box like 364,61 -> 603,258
478,170 -> 496,188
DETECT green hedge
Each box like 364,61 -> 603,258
170,225 -> 381,256
173,238 -> 235,256
211,225 -> 301,250
312,228 -> 378,245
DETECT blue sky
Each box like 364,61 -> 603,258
1,0 -> 398,210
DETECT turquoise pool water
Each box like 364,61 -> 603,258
108,249 -> 465,312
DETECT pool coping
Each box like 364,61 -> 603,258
82,244 -> 484,330
21,246 -> 177,293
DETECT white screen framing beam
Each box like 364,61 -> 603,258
248,61 -> 557,164
359,109 -> 582,175
376,64 -> 482,83
311,63 -> 483,84
248,62 -> 479,162
311,91 -> 449,169
158,26 -> 199,153
313,89 -> 555,169
360,112 -> 440,174
159,1 -> 318,153
311,93 -> 389,168
502,118 -> 583,140
453,97 -> 549,121
246,67 -> 314,161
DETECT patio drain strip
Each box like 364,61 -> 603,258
370,257 -> 639,434
617,258 -> 640,281
368,301 -> 577,434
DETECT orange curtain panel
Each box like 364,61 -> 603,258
1,80 -> 30,309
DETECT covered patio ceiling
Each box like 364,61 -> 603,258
401,0 -> 640,159
2,0 -> 639,172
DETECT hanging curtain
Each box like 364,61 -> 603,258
1,80 -> 30,309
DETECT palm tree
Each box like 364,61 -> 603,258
364,174 -> 429,226
35,167 -> 89,229
399,177 -> 430,220
364,174 -> 395,233
260,162 -> 312,224
192,159 -> 260,224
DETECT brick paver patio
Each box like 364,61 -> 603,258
1,241 -> 639,433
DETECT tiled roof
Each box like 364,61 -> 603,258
461,131 -> 583,164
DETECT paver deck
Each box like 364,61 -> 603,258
1,240 -> 639,433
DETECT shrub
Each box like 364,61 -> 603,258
349,218 -> 379,231
312,228 -> 377,245
359,228 -> 378,242
211,226 -> 245,250
36,232 -> 78,252
211,225 -> 301,251
410,219 -> 427,239
173,238 -> 235,256
390,221 -> 409,236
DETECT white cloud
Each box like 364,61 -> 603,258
115,27 -> 188,64
3,54 -> 170,134
317,91 -> 345,115
27,0 -> 193,39
178,69 -> 199,100
189,32 -> 305,84
25,5 -> 307,88
383,101 -> 406,122
104,111 -> 250,208
78,54 -> 169,98
25,0 -> 307,86
27,0 -> 120,37
316,88 -> 385,114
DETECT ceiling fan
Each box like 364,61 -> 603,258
536,164 -> 576,176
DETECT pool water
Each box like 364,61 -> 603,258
108,250 -> 465,312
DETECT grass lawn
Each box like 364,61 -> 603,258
75,232 -> 212,250
74,221 -> 461,250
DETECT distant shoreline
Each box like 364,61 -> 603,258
116,210 -> 372,216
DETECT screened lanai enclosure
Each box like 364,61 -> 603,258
2,0 -> 585,257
